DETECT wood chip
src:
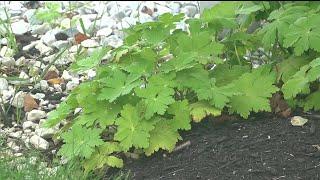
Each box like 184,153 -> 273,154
74,33 -> 89,44
44,70 -> 59,80
173,140 -> 191,152
47,78 -> 64,85
24,94 -> 38,112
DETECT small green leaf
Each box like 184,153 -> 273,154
304,90 -> 320,111
98,70 -> 141,102
114,105 -> 156,151
189,101 -> 222,122
229,66 -> 278,118
136,86 -> 175,119
83,142 -> 123,174
58,125 -> 104,159
168,100 -> 191,130
144,119 -> 181,156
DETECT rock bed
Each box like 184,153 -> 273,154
0,1 -> 200,173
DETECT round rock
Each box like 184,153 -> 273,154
23,121 -> 37,130
27,110 -> 46,122
11,20 -> 30,35
30,135 -> 49,150
0,78 -> 8,92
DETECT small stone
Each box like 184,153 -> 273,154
52,40 -> 69,49
169,2 -> 181,13
39,99 -> 49,107
55,32 -> 69,41
66,78 -> 80,91
35,42 -> 52,55
0,46 -> 14,57
64,28 -> 79,38
30,135 -> 49,150
74,108 -> 82,115
81,39 -> 100,48
111,10 -> 127,21
194,14 -> 201,19
60,157 -> 68,165
31,23 -> 51,35
97,16 -> 116,29
55,54 -> 75,65
15,56 -> 28,66
1,89 -> 14,103
14,153 -> 23,157
24,129 -> 32,134
101,35 -> 123,48
23,121 -> 36,130
69,45 -> 80,53
181,5 -> 198,17
42,54 -> 55,63
153,5 -> 172,16
52,149 -> 56,154
35,127 -> 56,139
41,29 -> 62,46
0,57 -> 15,66
11,20 -> 30,35
87,69 -> 96,79
27,110 -> 46,122
9,131 -> 22,138
61,70 -> 73,81
35,80 -> 49,90
7,141 -> 20,152
19,71 -> 29,79
0,38 -> 7,45
53,84 -> 63,92
23,9 -> 42,25
96,27 -> 113,37
60,18 -> 71,29
291,116 -> 308,126
32,93 -> 45,100
22,41 -> 38,51
0,78 -> 9,92
112,29 -> 125,39
11,91 -> 27,108
138,13 -> 153,24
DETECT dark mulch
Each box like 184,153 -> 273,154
110,113 -> 320,180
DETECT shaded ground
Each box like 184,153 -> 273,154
111,113 -> 320,180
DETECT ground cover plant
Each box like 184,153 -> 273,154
0,134 -> 102,180
43,1 -> 320,175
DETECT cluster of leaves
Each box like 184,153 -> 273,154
35,2 -> 62,24
35,2 -> 81,28
45,1 -> 320,174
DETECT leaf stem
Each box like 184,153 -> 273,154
234,43 -> 242,65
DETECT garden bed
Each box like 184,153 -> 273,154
114,113 -> 320,179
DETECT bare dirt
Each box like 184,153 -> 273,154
109,113 -> 320,180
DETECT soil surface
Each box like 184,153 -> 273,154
112,113 -> 320,180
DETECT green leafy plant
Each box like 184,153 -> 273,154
44,1 -> 320,175
0,7 -> 18,54
35,2 -> 62,24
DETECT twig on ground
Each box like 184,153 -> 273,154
173,140 -> 191,152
